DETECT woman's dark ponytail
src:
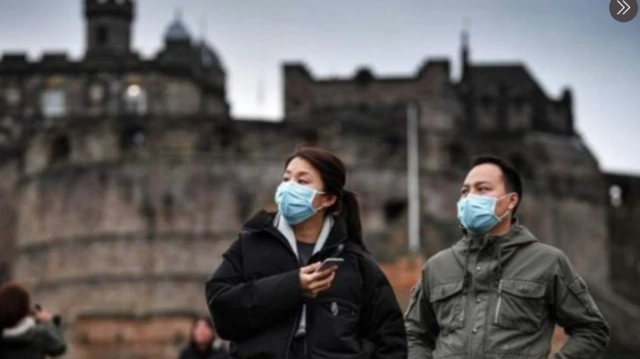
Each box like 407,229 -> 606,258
340,189 -> 366,249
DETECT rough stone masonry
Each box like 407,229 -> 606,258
0,1 -> 638,358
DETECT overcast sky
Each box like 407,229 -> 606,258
0,0 -> 638,173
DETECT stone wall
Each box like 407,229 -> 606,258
607,173 -> 640,304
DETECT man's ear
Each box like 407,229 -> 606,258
508,193 -> 519,211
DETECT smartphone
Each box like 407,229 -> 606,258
315,258 -> 344,272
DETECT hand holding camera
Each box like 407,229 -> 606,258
33,304 -> 61,326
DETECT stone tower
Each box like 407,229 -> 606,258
4,1 -> 234,358
84,0 -> 135,57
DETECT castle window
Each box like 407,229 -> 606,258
289,98 -> 303,111
610,185 -> 623,207
123,84 -> 148,115
5,87 -> 21,106
480,96 -> 494,110
89,84 -> 105,104
120,126 -> 146,150
96,25 -> 109,47
384,200 -> 407,223
40,88 -> 67,118
512,97 -> 527,112
50,135 -> 71,165
383,134 -> 402,154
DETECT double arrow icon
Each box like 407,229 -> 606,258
617,0 -> 631,15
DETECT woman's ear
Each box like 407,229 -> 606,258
324,194 -> 337,210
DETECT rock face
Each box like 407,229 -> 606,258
0,1 -> 638,357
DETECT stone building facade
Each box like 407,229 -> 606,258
0,1 -> 638,358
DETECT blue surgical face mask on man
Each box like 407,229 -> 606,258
457,194 -> 513,234
275,181 -> 325,225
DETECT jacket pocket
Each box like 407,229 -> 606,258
429,280 -> 465,335
308,298 -> 360,354
493,279 -> 546,333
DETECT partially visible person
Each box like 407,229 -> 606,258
405,155 -> 609,359
0,282 -> 66,359
179,317 -> 231,359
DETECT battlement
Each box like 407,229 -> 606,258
84,0 -> 134,20
283,62 -> 312,79
1,53 -> 28,64
283,60 -> 454,119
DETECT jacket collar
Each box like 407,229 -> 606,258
2,316 -> 36,338
274,213 -> 334,258
243,210 -> 348,250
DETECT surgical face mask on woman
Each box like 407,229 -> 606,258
457,193 -> 512,234
275,181 -> 326,225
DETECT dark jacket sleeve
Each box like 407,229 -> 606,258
37,322 -> 67,357
358,254 -> 408,359
405,262 -> 439,359
552,252 -> 610,359
205,237 -> 304,341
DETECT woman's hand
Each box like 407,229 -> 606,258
34,306 -> 54,323
299,262 -> 337,298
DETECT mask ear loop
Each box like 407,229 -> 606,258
310,190 -> 327,213
498,192 -> 517,219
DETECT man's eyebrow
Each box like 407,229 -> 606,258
463,180 -> 492,187
474,181 -> 491,186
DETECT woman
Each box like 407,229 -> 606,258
206,146 -> 407,359
179,317 -> 231,359
0,282 -> 66,359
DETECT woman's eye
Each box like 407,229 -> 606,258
282,177 -> 290,182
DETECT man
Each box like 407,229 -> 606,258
405,155 -> 609,359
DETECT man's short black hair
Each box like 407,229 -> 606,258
470,155 -> 523,215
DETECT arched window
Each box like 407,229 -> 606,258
96,25 -> 109,47
5,87 -> 21,106
610,185 -> 623,207
88,83 -> 106,105
50,135 -> 71,164
40,88 -> 67,118
120,126 -> 146,151
123,84 -> 148,115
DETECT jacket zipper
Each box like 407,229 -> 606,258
284,311 -> 301,359
263,229 -> 342,359
494,280 -> 503,324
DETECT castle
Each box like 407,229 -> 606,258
0,1 -> 639,358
